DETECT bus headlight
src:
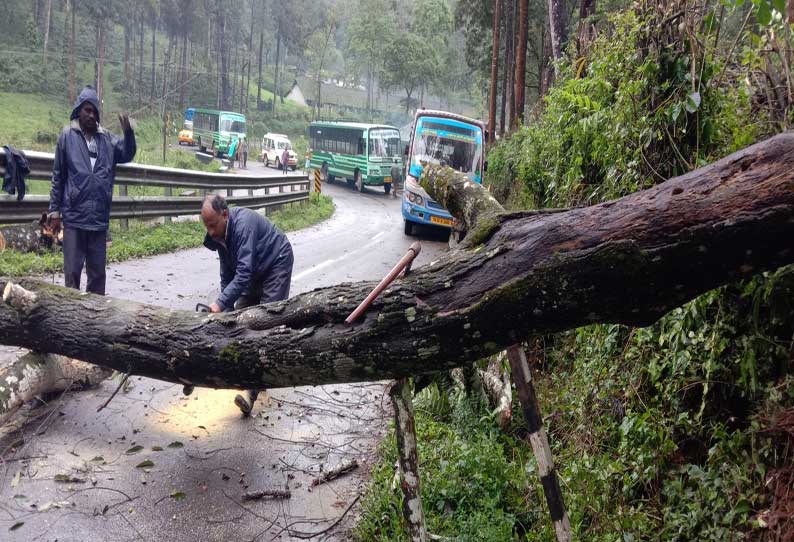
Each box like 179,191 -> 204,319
407,191 -> 424,206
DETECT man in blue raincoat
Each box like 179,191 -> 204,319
47,86 -> 136,295
201,194 -> 294,416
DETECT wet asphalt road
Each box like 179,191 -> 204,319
0,165 -> 451,542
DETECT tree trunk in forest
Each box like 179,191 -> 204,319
95,21 -> 105,103
138,15 -> 144,108
42,0 -> 52,52
179,31 -> 188,109
150,15 -> 157,105
123,22 -> 131,82
499,3 -> 509,136
540,25 -> 553,98
257,31 -> 264,111
246,1 -> 255,114
219,14 -> 230,110
231,44 -> 238,111
3,134 -> 794,390
0,353 -> 111,426
515,0 -> 528,127
547,0 -> 569,77
273,24 -> 281,114
68,0 -> 76,103
576,0 -> 597,56
508,0 -> 518,130
488,0 -> 502,142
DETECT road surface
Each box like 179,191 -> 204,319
0,167 -> 451,542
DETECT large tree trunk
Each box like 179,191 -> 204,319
488,0 -> 502,141
499,3 -> 509,136
514,0 -> 528,127
547,0 -> 569,77
3,135 -> 794,389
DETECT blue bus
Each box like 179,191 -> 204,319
402,110 -> 485,235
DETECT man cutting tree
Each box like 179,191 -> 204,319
199,194 -> 294,415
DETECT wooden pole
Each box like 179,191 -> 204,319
389,378 -> 428,542
506,344 -> 571,541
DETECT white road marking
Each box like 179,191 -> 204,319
292,231 -> 386,281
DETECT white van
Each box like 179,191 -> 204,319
261,133 -> 298,170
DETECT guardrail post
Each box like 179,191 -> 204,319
164,187 -> 172,223
313,169 -> 322,194
118,185 -> 129,230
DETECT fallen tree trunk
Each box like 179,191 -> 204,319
0,352 -> 111,424
0,218 -> 57,253
1,134 -> 794,389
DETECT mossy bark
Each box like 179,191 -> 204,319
0,134 -> 794,389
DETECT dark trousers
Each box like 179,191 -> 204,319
63,228 -> 107,295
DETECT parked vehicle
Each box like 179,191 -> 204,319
192,109 -> 246,158
261,133 -> 297,171
178,129 -> 194,145
307,121 -> 402,194
402,110 -> 485,235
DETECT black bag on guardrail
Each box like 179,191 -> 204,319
2,145 -> 30,201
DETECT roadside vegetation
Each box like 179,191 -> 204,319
0,193 -> 334,276
356,2 -> 794,541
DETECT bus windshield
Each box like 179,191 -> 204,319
221,118 -> 245,133
410,119 -> 482,180
368,129 -> 401,158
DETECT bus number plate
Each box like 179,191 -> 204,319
383,176 -> 391,183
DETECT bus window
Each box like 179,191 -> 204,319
221,118 -> 245,133
368,129 -> 400,158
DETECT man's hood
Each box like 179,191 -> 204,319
70,86 -> 101,122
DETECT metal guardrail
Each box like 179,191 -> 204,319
0,149 -> 310,224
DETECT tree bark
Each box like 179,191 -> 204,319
95,20 -> 105,102
0,222 -> 54,253
547,0 -> 569,77
508,0 -> 518,130
576,0 -> 597,57
488,0 -> 502,142
514,0 -> 528,127
2,135 -> 794,389
390,379 -> 428,542
257,31 -> 264,111
273,23 -> 281,114
0,352 -> 111,425
150,14 -> 158,105
499,0 -> 511,135
68,0 -> 76,103
42,0 -> 52,52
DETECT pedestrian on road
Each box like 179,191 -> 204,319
200,194 -> 294,416
241,137 -> 248,169
281,147 -> 290,174
47,86 -> 136,295
228,137 -> 238,170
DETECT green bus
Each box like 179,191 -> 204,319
192,109 -> 246,157
307,121 -> 402,194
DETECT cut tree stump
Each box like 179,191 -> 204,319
1,133 -> 794,389
0,217 -> 57,253
0,352 -> 111,425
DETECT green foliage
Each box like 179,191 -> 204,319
355,387 -> 536,541
0,194 -> 334,276
486,8 -> 760,209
